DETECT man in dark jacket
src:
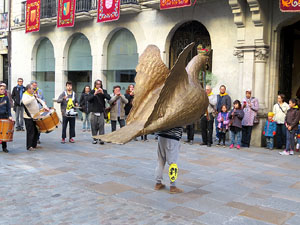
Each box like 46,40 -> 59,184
215,85 -> 231,141
88,80 -> 111,144
11,78 -> 25,131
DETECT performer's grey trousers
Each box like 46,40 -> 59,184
90,113 -> 105,138
155,136 -> 180,187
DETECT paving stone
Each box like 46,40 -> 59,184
1,122 -> 299,224
239,205 -> 295,225
167,206 -> 204,219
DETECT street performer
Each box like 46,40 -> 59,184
0,85 -> 13,153
22,84 -> 49,151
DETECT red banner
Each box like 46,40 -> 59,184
25,0 -> 41,33
57,0 -> 76,28
280,0 -> 300,11
97,0 -> 121,23
160,0 -> 191,10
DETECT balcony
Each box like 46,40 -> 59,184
20,0 -> 140,25
121,0 -> 141,14
139,0 -> 160,9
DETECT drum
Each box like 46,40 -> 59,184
33,108 -> 60,133
0,119 -> 14,142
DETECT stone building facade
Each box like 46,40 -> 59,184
9,0 -> 300,146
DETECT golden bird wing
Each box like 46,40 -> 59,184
143,43 -> 209,133
94,45 -> 169,144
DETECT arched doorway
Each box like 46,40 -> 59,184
105,29 -> 138,94
34,38 -> 55,107
169,21 -> 211,74
279,20 -> 300,100
67,33 -> 92,104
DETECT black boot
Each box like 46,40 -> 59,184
3,148 -> 8,153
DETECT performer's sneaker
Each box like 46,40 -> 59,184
236,145 -> 241,150
61,138 -> 66,144
154,183 -> 165,190
2,148 -> 8,153
92,139 -> 97,144
170,186 -> 183,194
289,150 -> 294,155
229,144 -> 234,149
28,147 -> 35,151
69,138 -> 75,143
99,140 -> 105,145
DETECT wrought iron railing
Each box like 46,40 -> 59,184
21,0 -> 139,22
121,0 -> 139,4
40,0 -> 57,19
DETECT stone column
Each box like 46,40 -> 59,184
254,47 -> 268,112
233,49 -> 244,100
53,53 -> 66,120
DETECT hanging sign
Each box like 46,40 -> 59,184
57,0 -> 76,28
25,0 -> 41,33
97,0 -> 121,23
160,0 -> 191,10
280,0 -> 300,12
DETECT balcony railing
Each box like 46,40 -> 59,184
41,0 -> 57,19
21,0 -> 139,23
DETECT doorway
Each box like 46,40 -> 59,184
279,20 -> 300,101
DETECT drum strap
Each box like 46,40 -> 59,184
22,103 -> 32,118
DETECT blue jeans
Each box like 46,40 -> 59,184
230,130 -> 242,145
82,112 -> 91,130
266,137 -> 274,149
286,129 -> 296,151
215,117 -> 219,139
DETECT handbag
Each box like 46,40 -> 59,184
253,115 -> 259,125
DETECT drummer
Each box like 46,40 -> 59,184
0,85 -> 13,153
22,84 -> 49,151
31,81 -> 45,144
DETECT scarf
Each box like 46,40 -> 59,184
293,105 -> 299,109
24,91 -> 33,97
219,93 -> 228,97
34,87 -> 39,94
17,85 -> 24,99
208,92 -> 214,97
0,94 -> 5,98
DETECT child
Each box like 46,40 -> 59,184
263,112 -> 277,150
217,105 -> 230,147
279,98 -> 300,155
228,100 -> 244,149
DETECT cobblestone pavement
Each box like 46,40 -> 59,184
1,122 -> 300,225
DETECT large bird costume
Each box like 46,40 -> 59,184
95,43 -> 209,144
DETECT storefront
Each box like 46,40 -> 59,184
104,28 -> 138,94
34,38 -> 55,107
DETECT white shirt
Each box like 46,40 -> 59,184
273,102 -> 289,124
22,93 -> 47,119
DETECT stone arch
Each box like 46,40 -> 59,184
31,37 -> 55,74
32,37 -> 55,107
165,20 -> 211,69
62,32 -> 92,71
102,28 -> 138,94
